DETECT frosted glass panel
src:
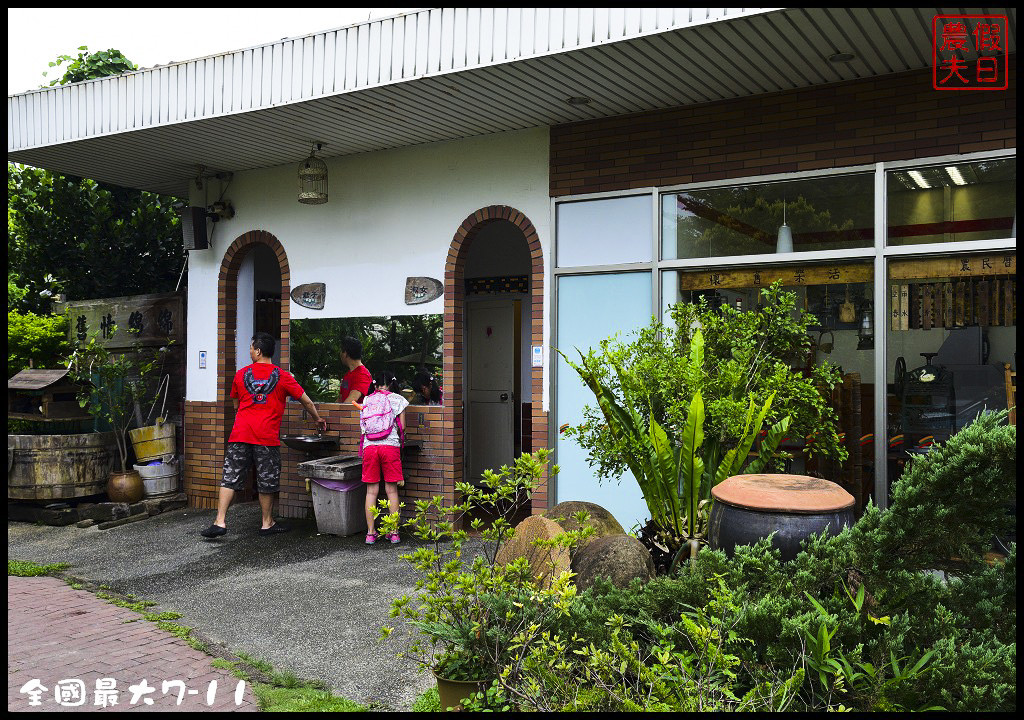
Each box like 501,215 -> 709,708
555,272 -> 652,532
556,195 -> 653,267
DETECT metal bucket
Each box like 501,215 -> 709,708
134,457 -> 179,497
129,421 -> 176,463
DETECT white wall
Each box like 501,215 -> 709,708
186,126 -> 550,402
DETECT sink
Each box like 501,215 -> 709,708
281,434 -> 340,453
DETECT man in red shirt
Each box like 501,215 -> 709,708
201,332 -> 327,538
338,335 -> 372,403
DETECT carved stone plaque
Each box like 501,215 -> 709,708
291,283 -> 326,310
405,277 -> 443,305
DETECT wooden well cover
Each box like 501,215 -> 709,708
712,474 -> 854,514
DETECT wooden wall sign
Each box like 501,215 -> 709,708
889,254 -> 1016,281
58,292 -> 183,349
676,263 -> 872,291
405,277 -> 443,305
291,283 -> 326,310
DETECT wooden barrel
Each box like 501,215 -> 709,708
8,432 -> 115,501
709,474 -> 855,562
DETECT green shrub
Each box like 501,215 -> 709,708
457,411 -> 1016,712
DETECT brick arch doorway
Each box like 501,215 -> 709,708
444,206 -> 548,514
217,230 -> 291,502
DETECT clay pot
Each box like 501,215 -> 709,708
107,471 -> 144,504
709,474 -> 854,562
433,669 -> 486,711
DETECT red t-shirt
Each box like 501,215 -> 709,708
339,364 -> 372,403
229,363 -> 305,445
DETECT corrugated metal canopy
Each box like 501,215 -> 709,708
7,7 -> 1017,197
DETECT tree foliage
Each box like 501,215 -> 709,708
42,46 -> 137,86
8,47 -> 183,316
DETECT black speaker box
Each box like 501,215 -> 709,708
182,206 -> 209,250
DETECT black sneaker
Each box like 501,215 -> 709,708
201,524 -> 227,538
259,522 -> 290,536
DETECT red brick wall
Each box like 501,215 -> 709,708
550,63 -> 1016,197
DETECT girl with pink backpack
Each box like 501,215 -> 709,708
357,371 -> 409,544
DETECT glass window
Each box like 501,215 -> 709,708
884,253 -> 1016,501
663,264 -> 877,510
662,173 -> 874,259
555,272 -> 652,531
556,195 -> 652,268
887,158 -> 1016,246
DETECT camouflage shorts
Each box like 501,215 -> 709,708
222,443 -> 281,493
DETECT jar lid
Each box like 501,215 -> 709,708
712,474 -> 854,514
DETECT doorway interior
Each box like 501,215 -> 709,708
228,241 -> 282,501
463,220 -> 533,488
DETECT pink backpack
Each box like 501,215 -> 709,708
359,391 -> 404,446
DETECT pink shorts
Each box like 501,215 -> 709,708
361,444 -> 403,484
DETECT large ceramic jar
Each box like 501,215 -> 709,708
107,471 -> 144,504
709,474 -> 854,562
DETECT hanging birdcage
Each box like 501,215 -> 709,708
298,143 -> 328,205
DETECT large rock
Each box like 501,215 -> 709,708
494,515 -> 571,588
544,501 -> 625,552
571,534 -> 655,591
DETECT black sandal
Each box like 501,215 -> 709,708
200,524 -> 227,538
259,522 -> 290,536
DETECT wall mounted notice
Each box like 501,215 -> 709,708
532,346 -> 543,367
199,350 -> 207,369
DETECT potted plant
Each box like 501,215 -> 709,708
65,330 -> 171,503
381,448 -> 590,711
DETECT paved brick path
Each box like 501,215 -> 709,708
8,577 -> 259,712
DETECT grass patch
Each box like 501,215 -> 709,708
216,655 -> 360,711
412,687 -> 441,712
8,559 -> 70,577
235,651 -> 274,675
251,684 -> 367,712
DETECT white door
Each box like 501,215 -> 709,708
466,298 -> 515,482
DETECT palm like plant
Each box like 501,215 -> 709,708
562,329 -> 792,562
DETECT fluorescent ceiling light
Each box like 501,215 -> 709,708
907,170 -> 931,189
945,166 -> 967,185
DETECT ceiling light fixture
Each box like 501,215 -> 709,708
945,166 -> 967,185
828,52 -> 856,63
907,170 -> 931,189
566,96 -> 592,106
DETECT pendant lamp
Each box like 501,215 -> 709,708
776,197 -> 793,253
298,142 -> 328,205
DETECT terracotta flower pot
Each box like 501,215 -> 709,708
107,471 -> 144,504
